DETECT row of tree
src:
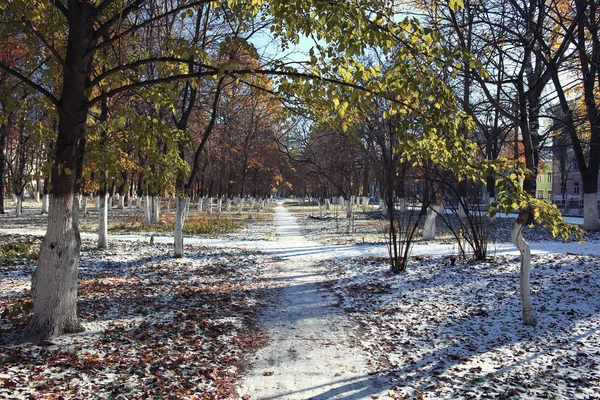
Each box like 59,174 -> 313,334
0,0 -> 590,340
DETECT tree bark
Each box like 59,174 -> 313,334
98,192 -> 108,249
23,196 -> 84,341
174,197 -> 187,258
510,216 -> 537,326
422,203 -> 441,240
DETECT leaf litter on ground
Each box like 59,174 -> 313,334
1,239 -> 277,400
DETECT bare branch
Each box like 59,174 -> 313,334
93,0 -> 211,51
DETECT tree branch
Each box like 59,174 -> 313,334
93,0 -> 211,51
86,70 -> 217,107
185,76 -> 225,192
22,18 -> 66,69
47,0 -> 67,18
0,62 -> 60,109
89,57 -> 215,86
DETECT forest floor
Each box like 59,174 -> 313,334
1,199 -> 600,399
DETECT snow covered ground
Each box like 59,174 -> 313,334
1,201 -> 600,399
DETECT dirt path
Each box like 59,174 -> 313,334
236,205 -> 389,400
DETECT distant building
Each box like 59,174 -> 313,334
536,160 -> 553,203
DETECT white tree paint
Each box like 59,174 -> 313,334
238,197 -> 244,214
208,197 -> 214,214
81,195 -> 88,217
41,194 -> 49,214
198,196 -> 204,213
318,198 -> 323,218
174,197 -> 187,258
15,196 -> 22,217
217,197 -> 222,213
325,198 -> 331,210
226,198 -> 232,211
98,192 -> 108,249
510,221 -> 537,326
136,196 -> 142,209
422,204 -> 441,240
346,199 -> 352,218
152,197 -> 160,223
144,195 -> 152,225
118,194 -> 125,209
583,192 -> 600,231
23,196 -> 83,341
380,199 -> 387,217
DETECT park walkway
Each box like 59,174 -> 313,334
236,205 -> 389,399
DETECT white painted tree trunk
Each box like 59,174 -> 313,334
198,197 -> 204,213
422,204 -> 441,240
23,196 -> 83,341
346,199 -> 352,218
136,196 -> 142,209
380,199 -> 387,217
98,193 -> 108,249
15,196 -> 22,217
41,194 -> 49,214
217,197 -> 222,213
583,192 -> 600,231
152,196 -> 160,223
208,197 -> 214,214
325,198 -> 331,210
118,194 -> 125,209
226,198 -> 232,211
81,195 -> 88,217
318,199 -> 323,218
167,196 -> 172,213
174,197 -> 187,258
238,197 -> 244,214
144,195 -> 152,225
510,221 -> 538,326
34,190 -> 40,202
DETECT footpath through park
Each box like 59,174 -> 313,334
236,205 -> 389,399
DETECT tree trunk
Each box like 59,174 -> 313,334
198,196 -> 204,213
118,194 -> 125,209
81,195 -> 88,217
345,199 -> 352,218
208,197 -> 214,214
238,197 -> 243,214
174,197 -> 187,258
510,217 -> 537,326
15,196 -> 22,217
98,192 -> 108,249
583,192 -> 599,231
318,199 -> 323,218
422,203 -> 441,240
23,196 -> 84,341
136,196 -> 142,209
41,194 -> 49,214
217,197 -> 222,213
153,196 -> 160,223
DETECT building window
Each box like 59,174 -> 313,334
547,189 -> 552,201
537,189 -> 544,199
547,172 -> 552,183
573,182 -> 580,195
